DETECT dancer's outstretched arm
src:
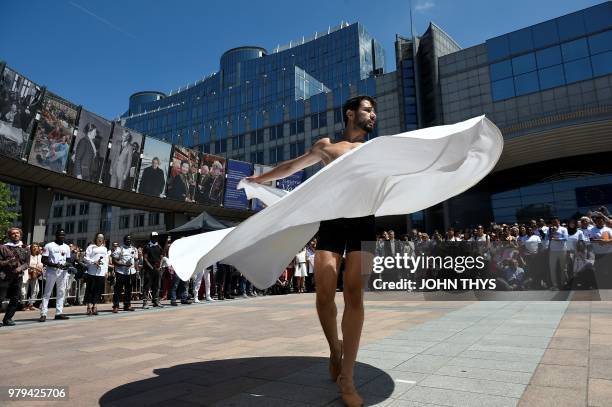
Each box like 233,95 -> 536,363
245,138 -> 329,184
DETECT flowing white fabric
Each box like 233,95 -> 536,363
170,115 -> 503,288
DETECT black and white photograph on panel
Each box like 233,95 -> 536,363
102,124 -> 143,190
137,136 -> 172,198
67,109 -> 112,182
196,153 -> 226,206
0,67 -> 43,158
166,145 -> 200,202
27,92 -> 78,173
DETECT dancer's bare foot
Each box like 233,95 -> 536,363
329,339 -> 343,381
337,374 -> 363,407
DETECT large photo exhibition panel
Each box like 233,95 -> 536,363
27,92 -> 79,173
0,67 -> 44,158
166,145 -> 200,202
68,109 -> 112,183
102,124 -> 144,191
137,137 -> 172,198
196,154 -> 226,207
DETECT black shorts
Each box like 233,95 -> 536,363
316,215 -> 376,255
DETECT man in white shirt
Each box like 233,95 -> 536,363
40,229 -> 71,322
111,234 -> 138,312
588,214 -> 612,288
548,217 -> 568,290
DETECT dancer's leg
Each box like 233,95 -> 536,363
340,251 -> 366,379
315,250 -> 343,360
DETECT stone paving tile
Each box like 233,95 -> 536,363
435,365 -> 533,385
399,385 -> 519,407
518,385 -> 586,407
418,374 -> 526,398
458,350 -> 543,364
529,365 -> 588,390
588,378 -> 612,407
392,354 -> 450,374
446,356 -> 539,373
589,358 -> 612,380
539,348 -> 589,367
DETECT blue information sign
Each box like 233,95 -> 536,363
223,159 -> 253,209
276,171 -> 304,192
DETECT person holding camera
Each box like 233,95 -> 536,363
40,228 -> 71,322
83,233 -> 110,316
111,234 -> 138,313
1,228 -> 30,326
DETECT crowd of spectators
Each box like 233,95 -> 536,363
1,206 -> 611,326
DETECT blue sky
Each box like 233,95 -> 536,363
1,0 -> 602,119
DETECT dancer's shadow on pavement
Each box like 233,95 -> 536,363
100,356 -> 394,406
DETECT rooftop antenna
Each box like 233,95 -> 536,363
409,0 -> 415,38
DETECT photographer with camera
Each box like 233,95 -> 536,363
111,234 -> 138,313
39,228 -> 71,322
0,228 -> 30,326
83,233 -> 110,316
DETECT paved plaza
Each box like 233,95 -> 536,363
1,292 -> 612,407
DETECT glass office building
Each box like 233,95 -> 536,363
120,2 -> 611,232
123,22 -> 387,170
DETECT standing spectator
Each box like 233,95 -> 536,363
588,214 -> 612,288
294,247 -> 308,293
548,217 -> 568,290
142,232 -> 164,308
40,228 -> 71,322
63,243 -> 79,308
0,228 -> 29,326
305,239 -> 317,292
193,264 -> 215,302
83,233 -> 110,316
24,243 -> 43,311
111,234 -> 138,313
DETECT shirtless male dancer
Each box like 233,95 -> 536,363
246,95 -> 376,407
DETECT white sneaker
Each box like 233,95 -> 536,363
205,296 -> 215,302
194,298 -> 201,303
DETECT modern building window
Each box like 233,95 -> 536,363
53,193 -> 64,201
514,71 -> 539,96
486,35 -> 510,61
531,20 -> 559,49
561,38 -> 589,62
290,141 -> 305,159
490,60 -> 513,81
591,51 -> 612,76
66,204 -> 76,217
134,213 -> 145,227
290,122 -> 297,135
148,213 -> 160,226
538,65 -> 565,90
77,220 -> 88,233
250,151 -> 264,164
269,146 -> 284,163
511,53 -> 536,75
334,131 -> 343,141
588,30 -> 612,55
491,77 -> 515,100
563,57 -> 592,83
79,203 -> 89,216
119,215 -> 130,229
536,46 -> 562,68
319,112 -> 327,128
508,27 -> 533,55
276,124 -> 284,139
65,222 -> 74,234
334,107 -> 342,124
76,239 -> 87,249
231,134 -> 244,149
53,206 -> 63,218
310,113 -> 319,129
297,119 -> 305,134
557,11 -> 586,42
256,129 -> 264,144
215,139 -> 227,153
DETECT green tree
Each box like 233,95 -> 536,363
0,182 -> 18,239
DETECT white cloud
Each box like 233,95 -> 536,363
415,1 -> 435,12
